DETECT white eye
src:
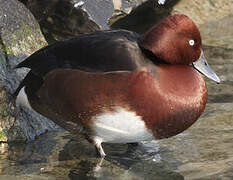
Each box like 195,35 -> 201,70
189,39 -> 195,46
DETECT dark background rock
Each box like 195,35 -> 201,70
0,0 -> 61,142
19,0 -> 149,42
110,0 -> 180,33
18,0 -> 233,46
19,0 -> 101,42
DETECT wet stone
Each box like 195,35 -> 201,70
0,0 -> 61,142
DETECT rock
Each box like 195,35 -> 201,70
19,0 -> 108,42
110,0 -> 180,33
171,0 -> 233,48
200,15 -> 233,49
20,0 -> 233,46
172,0 -> 233,25
0,0 -> 60,142
19,0 -> 149,42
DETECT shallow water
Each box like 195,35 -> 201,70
0,44 -> 232,180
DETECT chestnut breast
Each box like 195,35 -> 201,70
128,66 -> 207,138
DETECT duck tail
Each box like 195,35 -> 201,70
13,70 -> 43,98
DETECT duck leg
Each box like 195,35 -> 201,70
93,138 -> 106,158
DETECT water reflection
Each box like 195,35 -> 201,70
0,132 -> 185,180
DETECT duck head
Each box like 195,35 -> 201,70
140,14 -> 220,83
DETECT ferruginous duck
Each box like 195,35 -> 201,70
13,14 -> 220,158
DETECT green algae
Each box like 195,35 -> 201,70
0,129 -> 7,141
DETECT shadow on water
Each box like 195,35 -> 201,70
0,131 -> 184,180
60,134 -> 184,180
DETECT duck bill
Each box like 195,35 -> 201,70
192,50 -> 220,84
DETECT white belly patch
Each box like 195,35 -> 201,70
93,107 -> 153,143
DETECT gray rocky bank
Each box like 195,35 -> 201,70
0,0 -> 60,142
